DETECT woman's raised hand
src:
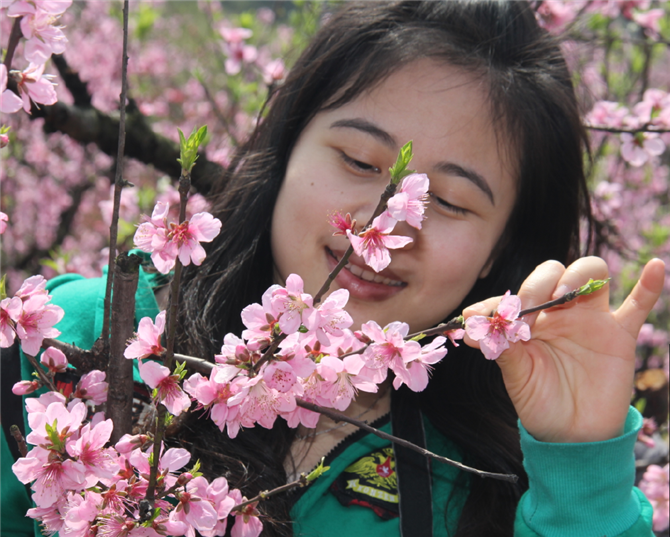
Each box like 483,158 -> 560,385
463,256 -> 666,443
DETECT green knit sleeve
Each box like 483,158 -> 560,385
514,407 -> 654,537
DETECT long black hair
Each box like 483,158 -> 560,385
174,2 -> 593,535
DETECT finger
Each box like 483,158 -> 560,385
516,260 -> 565,326
548,256 -> 609,310
613,258 -> 665,339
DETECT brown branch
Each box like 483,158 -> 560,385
107,252 -> 141,443
586,124 -> 670,134
41,338 -> 106,373
295,399 -> 518,483
10,425 -> 28,458
3,18 -> 22,69
231,474 -> 310,513
33,101 -> 223,195
51,54 -> 91,107
23,352 -> 57,393
101,0 -> 131,346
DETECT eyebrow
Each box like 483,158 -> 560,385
330,118 -> 397,149
433,161 -> 495,206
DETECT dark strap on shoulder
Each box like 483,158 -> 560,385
391,390 -> 433,537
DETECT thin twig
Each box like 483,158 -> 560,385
101,0 -> 131,346
10,425 -> 28,458
3,18 -> 22,69
231,474 -> 310,513
23,353 -> 58,393
41,338 -> 106,373
295,399 -> 518,483
586,124 -> 670,134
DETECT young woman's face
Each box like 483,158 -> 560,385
271,60 -> 518,332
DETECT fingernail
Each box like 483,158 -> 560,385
553,285 -> 570,299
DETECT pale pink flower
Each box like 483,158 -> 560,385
314,289 -> 353,345
134,202 -> 221,274
16,275 -> 49,300
535,0 -> 580,33
316,354 -> 377,411
184,370 -> 244,437
360,321 -> 420,375
138,360 -> 191,416
124,311 -> 166,359
14,294 -> 64,356
392,337 -> 448,392
24,391 -> 66,415
229,490 -> 263,537
15,62 -> 58,113
0,296 -> 21,347
219,27 -> 257,75
0,64 -> 23,113
241,286 -> 282,350
20,10 -> 68,64
386,173 -> 429,229
26,400 -> 87,446
270,274 -> 317,335
0,133 -> 8,148
169,480 -> 218,535
7,0 -> 72,17
73,370 -> 108,405
464,291 -> 531,360
199,476 -> 236,537
61,490 -> 101,537
232,376 -> 296,429
66,419 -> 119,483
621,132 -> 666,166
638,464 -> 669,531
262,58 -> 285,85
41,346 -> 68,373
347,213 -> 412,272
633,8 -> 664,34
26,498 -> 66,536
585,100 -> 628,128
262,361 -> 297,393
633,89 -> 670,127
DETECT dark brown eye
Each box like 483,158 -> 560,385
339,151 -> 381,173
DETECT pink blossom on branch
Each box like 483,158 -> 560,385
124,311 -> 166,360
638,464 -> 669,532
133,202 -> 222,274
40,346 -> 68,373
347,213 -> 413,273
14,63 -> 58,113
138,359 -> 191,416
14,294 -> 64,356
385,172 -> 429,229
620,132 -> 665,167
464,291 -> 531,360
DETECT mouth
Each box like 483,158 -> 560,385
325,247 -> 407,301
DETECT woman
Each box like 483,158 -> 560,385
166,1 -> 663,536
10,1 -> 663,536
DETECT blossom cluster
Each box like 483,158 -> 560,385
638,463 -> 670,532
124,273 -> 457,437
0,275 -> 64,356
337,172 -> 429,272
0,0 -> 70,115
586,89 -> 670,167
11,389 -> 262,537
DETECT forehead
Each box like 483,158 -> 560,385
315,59 -> 518,203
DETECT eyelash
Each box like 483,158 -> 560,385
339,151 -> 381,174
428,192 -> 468,216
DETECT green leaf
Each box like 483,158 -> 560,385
576,278 -> 610,296
389,140 -> 415,184
0,274 -> 6,300
305,457 -> 330,482
177,125 -> 208,174
189,459 -> 203,478
634,398 -> 646,414
410,333 -> 426,342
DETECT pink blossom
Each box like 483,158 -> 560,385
41,346 -> 68,373
328,211 -> 357,236
633,8 -> 664,34
169,481 -> 218,535
229,490 -> 263,537
14,294 -> 64,356
386,173 -> 429,229
183,370 -> 244,437
585,100 -> 628,128
262,361 -> 297,393
219,27 -> 257,75
392,337 -> 447,392
7,0 -> 72,16
26,499 -> 66,536
262,58 -> 285,85
270,274 -> 317,335
0,133 -> 8,148
138,360 -> 191,416
638,464 -> 669,532
346,213 -> 413,272
620,132 -> 665,167
360,321 -> 420,377
20,10 -> 68,63
464,291 -> 531,360
1,64 -> 23,113
66,419 -> 119,483
0,296 -> 21,347
232,376 -> 296,429
134,202 -> 222,274
16,275 -> 49,300
15,63 -> 58,113
633,89 -> 670,127
124,311 -> 166,359
316,354 -> 377,411
241,286 -> 281,350
73,370 -> 108,405
26,400 -> 87,447
314,289 -> 353,345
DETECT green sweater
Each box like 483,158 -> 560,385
1,266 -> 655,537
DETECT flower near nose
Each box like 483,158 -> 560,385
346,213 -> 412,273
385,173 -> 429,229
464,291 -> 531,360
